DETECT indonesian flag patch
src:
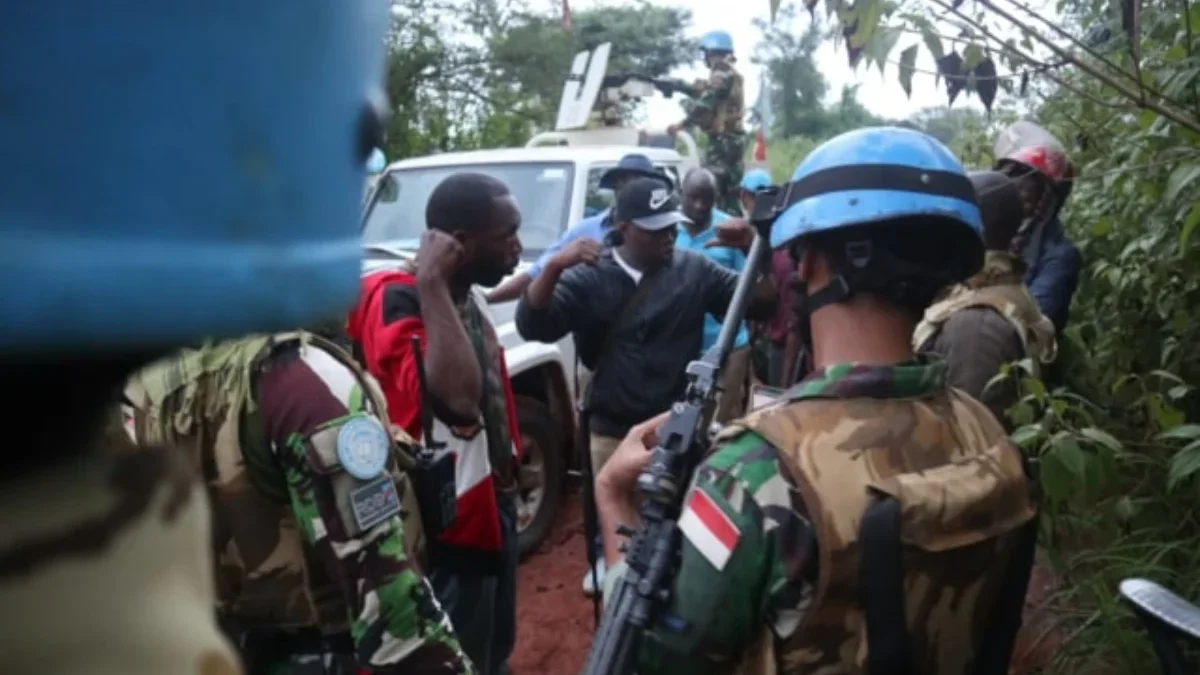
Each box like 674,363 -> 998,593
678,489 -> 741,571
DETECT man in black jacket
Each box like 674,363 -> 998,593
515,177 -> 775,593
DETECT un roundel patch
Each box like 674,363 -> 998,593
336,416 -> 390,480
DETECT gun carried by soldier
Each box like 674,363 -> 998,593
581,191 -> 782,675
601,73 -> 702,100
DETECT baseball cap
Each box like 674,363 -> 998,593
598,153 -> 673,189
616,177 -> 693,231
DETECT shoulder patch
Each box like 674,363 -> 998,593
381,283 -> 421,326
336,416 -> 390,480
678,488 -> 741,571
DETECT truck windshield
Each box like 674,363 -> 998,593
362,161 -> 575,256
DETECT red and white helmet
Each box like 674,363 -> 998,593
994,121 -> 1076,200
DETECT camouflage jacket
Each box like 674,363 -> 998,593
914,251 -> 1058,373
0,437 -> 242,675
626,358 -> 1036,675
123,333 -> 473,674
683,56 -> 745,136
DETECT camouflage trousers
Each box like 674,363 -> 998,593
705,132 -> 746,214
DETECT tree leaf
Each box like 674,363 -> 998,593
1080,427 -> 1123,453
921,26 -> 944,60
1167,439 -> 1200,491
1010,423 -> 1043,448
1052,438 -> 1087,477
974,57 -> 998,113
937,51 -> 965,105
962,43 -> 985,72
1165,163 -> 1200,203
1159,423 -> 1200,440
1181,202 -> 1200,252
898,44 -> 918,97
867,26 -> 903,75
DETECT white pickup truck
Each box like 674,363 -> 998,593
360,134 -> 698,556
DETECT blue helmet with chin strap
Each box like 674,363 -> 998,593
699,30 -> 735,54
740,168 -> 773,193
764,126 -> 984,311
0,0 -> 391,355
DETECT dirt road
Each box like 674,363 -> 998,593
511,491 -> 593,674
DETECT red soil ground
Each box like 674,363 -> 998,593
511,491 -> 594,674
510,489 -> 1063,674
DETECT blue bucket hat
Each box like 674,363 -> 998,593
598,153 -> 672,190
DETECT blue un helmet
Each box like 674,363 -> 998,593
740,169 -> 773,193
0,1 -> 391,354
699,30 -> 735,54
764,126 -> 984,312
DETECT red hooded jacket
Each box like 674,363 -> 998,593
347,268 -> 522,556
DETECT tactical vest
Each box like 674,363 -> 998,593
913,252 -> 1057,377
124,332 -> 426,633
719,385 -> 1037,674
710,62 -> 745,136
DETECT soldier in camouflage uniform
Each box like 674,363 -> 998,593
595,128 -> 1040,674
0,3 -> 389,675
122,332 -> 473,675
914,170 -> 1058,426
668,30 -> 746,213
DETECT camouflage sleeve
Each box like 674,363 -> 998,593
636,431 -> 816,675
683,70 -> 735,128
259,352 -> 474,675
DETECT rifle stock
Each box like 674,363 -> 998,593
581,222 -> 775,675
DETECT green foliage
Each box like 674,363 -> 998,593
382,0 -> 694,160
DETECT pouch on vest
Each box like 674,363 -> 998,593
858,440 -> 1038,675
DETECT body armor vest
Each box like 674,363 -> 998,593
720,384 -> 1037,674
711,63 -> 745,136
124,332 -> 424,633
914,252 -> 1057,376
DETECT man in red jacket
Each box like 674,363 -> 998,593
347,172 -> 524,675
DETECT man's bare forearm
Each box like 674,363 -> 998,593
596,477 -> 640,567
486,273 -> 531,304
419,276 -> 482,421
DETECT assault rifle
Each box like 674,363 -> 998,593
581,192 -> 782,675
600,73 -> 702,100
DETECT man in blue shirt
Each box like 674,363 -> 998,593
486,153 -> 673,303
677,167 -> 751,423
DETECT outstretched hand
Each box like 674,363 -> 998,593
704,218 -> 756,251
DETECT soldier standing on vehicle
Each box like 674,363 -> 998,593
667,30 -> 746,213
914,170 -> 1058,427
347,173 -> 525,675
122,331 -> 473,675
0,2 -> 390,674
595,128 -> 1039,675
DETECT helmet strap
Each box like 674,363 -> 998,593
805,238 -> 951,316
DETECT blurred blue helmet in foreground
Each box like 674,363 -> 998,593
699,30 -> 735,53
740,168 -> 772,193
0,0 -> 391,354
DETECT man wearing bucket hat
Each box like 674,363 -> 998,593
593,127 -> 1039,674
485,153 -> 672,304
516,177 -> 776,598
0,2 -> 399,674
